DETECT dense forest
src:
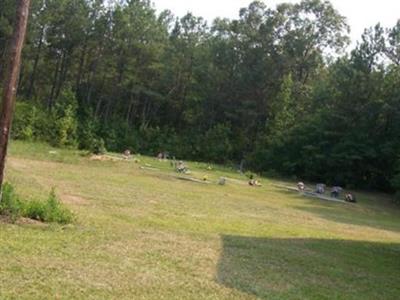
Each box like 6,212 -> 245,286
1,0 -> 400,195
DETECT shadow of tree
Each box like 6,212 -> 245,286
217,235 -> 400,300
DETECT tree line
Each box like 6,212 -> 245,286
1,0 -> 400,195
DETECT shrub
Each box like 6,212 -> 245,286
13,102 -> 45,141
24,188 -> 74,224
78,116 -> 99,150
0,183 -> 74,224
54,104 -> 78,147
51,90 -> 78,147
13,91 -> 79,149
201,124 -> 233,163
245,171 -> 254,180
0,183 -> 23,222
23,200 -> 47,222
90,138 -> 107,155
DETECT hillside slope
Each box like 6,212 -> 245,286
1,141 -> 399,300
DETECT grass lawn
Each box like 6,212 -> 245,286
1,141 -> 400,300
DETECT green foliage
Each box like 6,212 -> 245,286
391,161 -> 400,203
0,183 -> 74,224
12,91 -> 79,148
13,104 -> 36,140
392,180 -> 400,203
2,0 -> 400,195
90,138 -> 107,155
270,73 -> 295,133
51,89 -> 78,147
77,114 -> 99,150
13,102 -> 47,141
245,171 -> 254,179
201,124 -> 233,163
24,188 -> 74,224
0,183 -> 23,222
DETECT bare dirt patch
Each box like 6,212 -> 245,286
0,215 -> 46,227
16,217 -> 47,227
90,155 -> 114,161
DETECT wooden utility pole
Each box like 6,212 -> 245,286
0,0 -> 31,191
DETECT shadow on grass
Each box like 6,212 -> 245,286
217,235 -> 400,300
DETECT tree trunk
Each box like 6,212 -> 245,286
126,99 -> 134,125
0,0 -> 31,192
75,40 -> 87,92
48,54 -> 61,109
85,57 -> 99,105
27,25 -> 44,99
95,98 -> 102,118
55,50 -> 69,99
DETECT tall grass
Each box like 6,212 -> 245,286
0,183 -> 23,222
0,183 -> 74,224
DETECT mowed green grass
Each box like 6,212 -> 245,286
1,141 -> 400,300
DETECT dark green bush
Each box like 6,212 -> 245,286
77,116 -> 100,150
13,90 -> 79,148
51,89 -> 78,147
391,172 -> 400,204
201,124 -> 233,163
90,138 -> 107,155
13,102 -> 48,141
